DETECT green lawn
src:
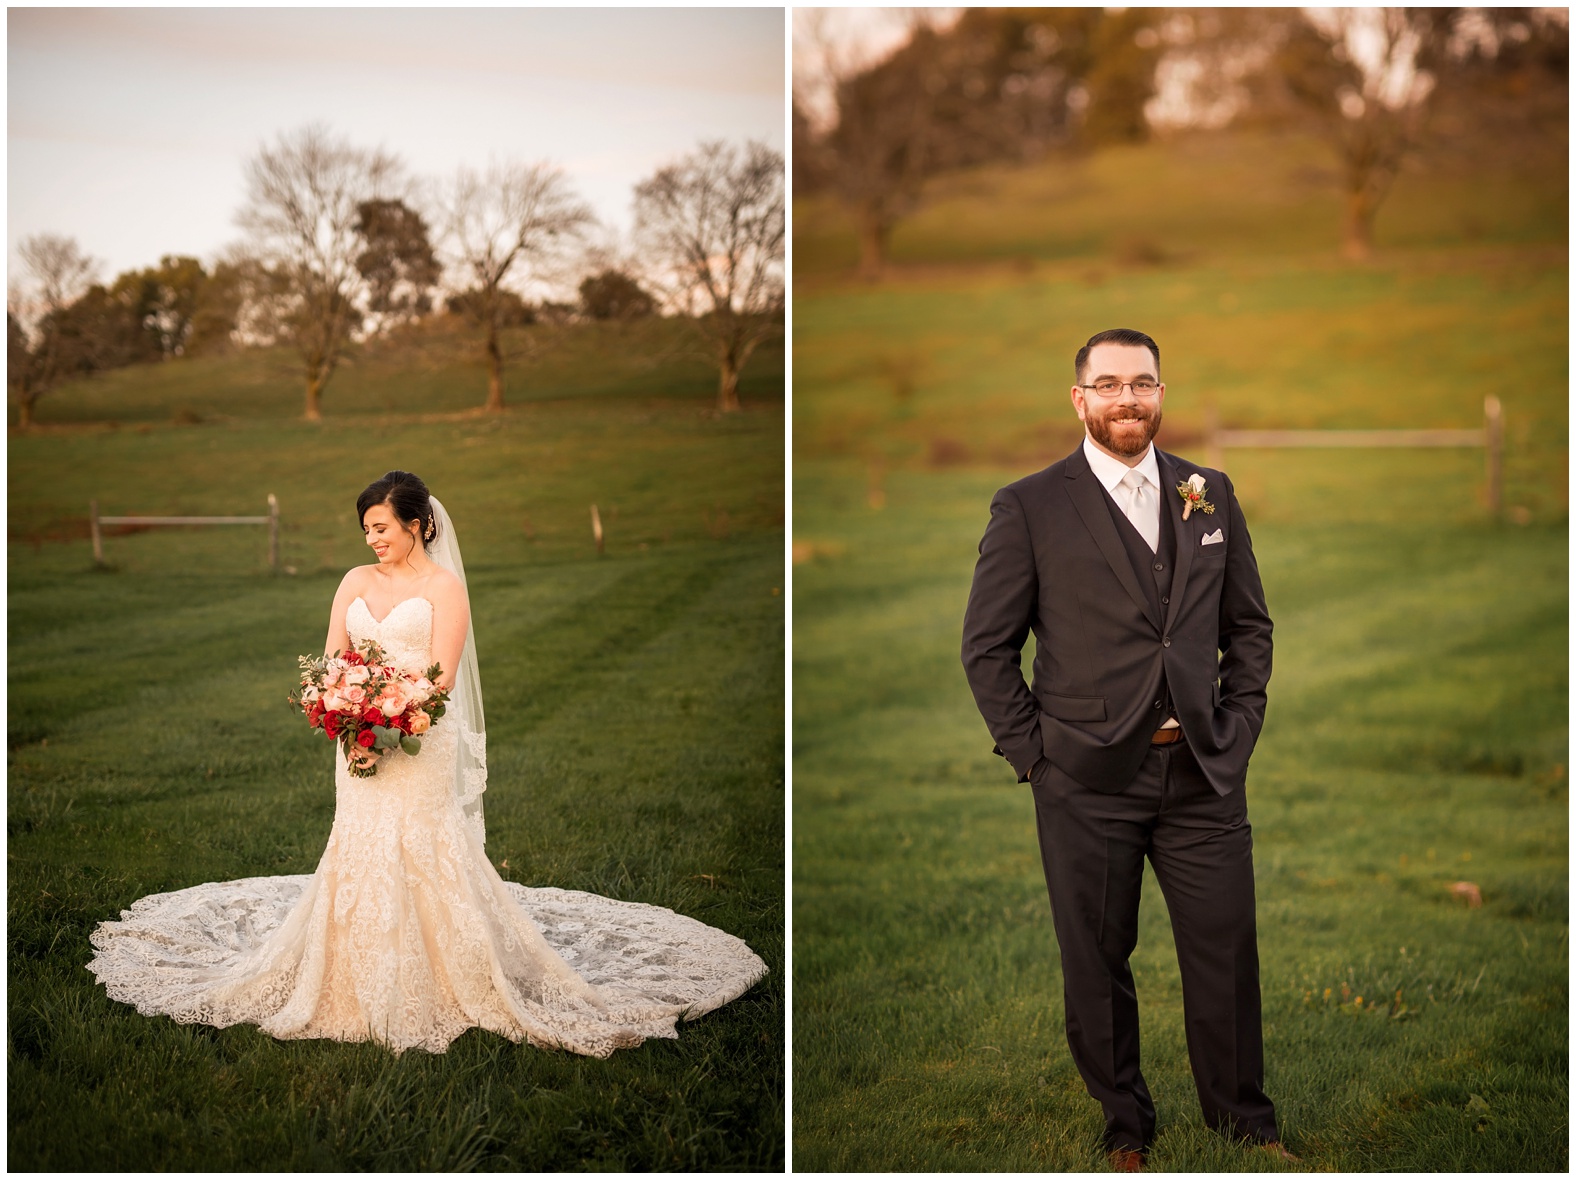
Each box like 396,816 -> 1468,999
794,126 -> 1566,277
792,123 -> 1565,1171
16,316 -> 785,427
8,346 -> 785,1170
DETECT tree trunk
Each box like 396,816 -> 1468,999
1341,187 -> 1375,262
717,357 -> 741,414
15,393 -> 34,430
856,207 -> 890,281
484,321 -> 505,412
304,372 -> 323,421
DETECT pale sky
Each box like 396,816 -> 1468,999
9,6 -> 785,284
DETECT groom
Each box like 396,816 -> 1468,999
960,329 -> 1287,1170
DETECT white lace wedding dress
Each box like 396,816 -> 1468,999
87,594 -> 767,1057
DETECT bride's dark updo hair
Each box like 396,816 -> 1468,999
357,470 -> 438,545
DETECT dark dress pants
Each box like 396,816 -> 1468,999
1029,738 -> 1279,1153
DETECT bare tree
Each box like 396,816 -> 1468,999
795,10 -> 946,280
796,9 -> 1161,278
634,141 -> 785,414
439,162 -> 594,412
10,233 -> 97,429
237,124 -> 403,419
1258,8 -> 1455,261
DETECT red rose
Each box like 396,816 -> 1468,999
324,714 -> 341,739
362,705 -> 383,724
356,729 -> 376,748
389,713 -> 409,733
344,651 -> 364,666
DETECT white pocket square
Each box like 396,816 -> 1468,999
1201,529 -> 1224,546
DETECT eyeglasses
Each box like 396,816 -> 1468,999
1079,379 -> 1161,398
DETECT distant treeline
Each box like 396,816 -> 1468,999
11,134 -> 784,425
794,7 -> 1567,276
9,246 -> 652,385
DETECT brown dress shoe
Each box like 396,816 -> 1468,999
1257,1140 -> 1300,1163
1108,1147 -> 1145,1171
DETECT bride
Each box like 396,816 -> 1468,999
88,470 -> 767,1057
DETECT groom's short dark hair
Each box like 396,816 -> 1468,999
1076,328 -> 1160,384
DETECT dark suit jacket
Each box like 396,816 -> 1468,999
961,443 -> 1272,796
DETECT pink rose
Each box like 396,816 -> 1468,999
344,665 -> 370,686
407,709 -> 431,734
344,685 -> 366,704
377,680 -> 411,716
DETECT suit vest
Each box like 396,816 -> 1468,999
1099,479 -> 1176,723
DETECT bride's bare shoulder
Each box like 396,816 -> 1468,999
335,564 -> 379,600
425,565 -> 466,602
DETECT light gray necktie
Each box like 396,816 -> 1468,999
1120,469 -> 1159,553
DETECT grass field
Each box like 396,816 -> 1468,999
8,336 -> 785,1170
792,125 -> 1566,1171
15,316 -> 785,427
793,126 -> 1566,278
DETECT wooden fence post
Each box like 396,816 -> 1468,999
268,493 -> 280,571
90,500 -> 103,566
1483,395 -> 1503,520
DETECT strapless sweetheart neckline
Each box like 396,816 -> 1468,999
351,595 -> 433,626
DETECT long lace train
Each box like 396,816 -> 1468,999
88,874 -> 766,1056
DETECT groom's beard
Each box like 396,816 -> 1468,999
1086,399 -> 1162,457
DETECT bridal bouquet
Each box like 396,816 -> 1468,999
290,641 -> 450,778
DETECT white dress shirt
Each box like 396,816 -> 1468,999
1083,435 -> 1161,549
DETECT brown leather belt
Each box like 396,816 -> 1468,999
1150,727 -> 1183,745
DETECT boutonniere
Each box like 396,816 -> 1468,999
1176,473 -> 1215,520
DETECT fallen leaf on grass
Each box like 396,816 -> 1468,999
1450,881 -> 1483,907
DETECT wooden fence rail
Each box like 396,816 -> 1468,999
91,494 -> 280,569
1204,395 -> 1504,516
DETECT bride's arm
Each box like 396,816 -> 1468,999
324,569 -> 363,656
427,571 -> 470,691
